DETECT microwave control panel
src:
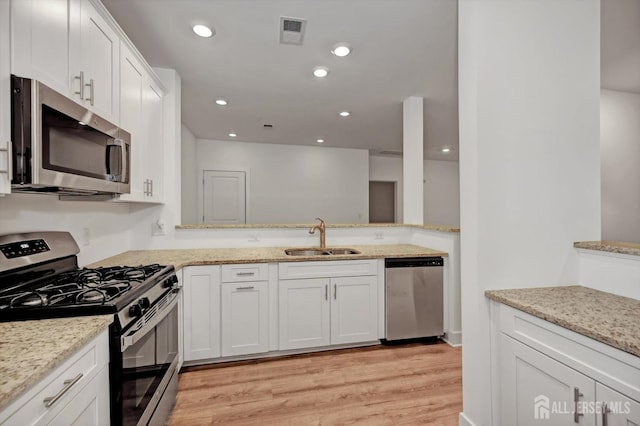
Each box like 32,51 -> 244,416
0,239 -> 51,259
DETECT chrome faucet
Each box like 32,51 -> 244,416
309,217 -> 326,249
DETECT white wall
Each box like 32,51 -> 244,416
600,89 -> 640,243
181,124 -> 198,224
0,194 -> 132,266
424,160 -> 460,226
195,139 -> 369,224
578,250 -> 640,300
458,1 -> 601,425
369,155 -> 460,226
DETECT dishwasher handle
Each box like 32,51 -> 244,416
385,257 -> 443,268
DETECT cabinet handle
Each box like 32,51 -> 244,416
43,373 -> 83,408
573,387 -> 584,423
0,141 -> 11,178
236,272 -> 255,276
85,78 -> 94,106
237,286 -> 254,290
74,71 -> 85,99
601,402 -> 610,426
149,179 -> 153,196
325,284 -> 328,301
334,284 -> 337,300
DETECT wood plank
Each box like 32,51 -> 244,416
169,342 -> 462,425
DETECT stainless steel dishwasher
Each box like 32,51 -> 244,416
384,257 -> 444,341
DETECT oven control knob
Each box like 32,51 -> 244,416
163,275 -> 178,288
138,297 -> 150,309
129,303 -> 143,318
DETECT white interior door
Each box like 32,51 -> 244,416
203,170 -> 246,224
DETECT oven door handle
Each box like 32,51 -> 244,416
121,291 -> 179,352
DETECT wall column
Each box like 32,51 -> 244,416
402,96 -> 424,224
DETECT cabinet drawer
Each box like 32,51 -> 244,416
1,329 -> 109,425
279,259 -> 378,280
221,264 -> 268,282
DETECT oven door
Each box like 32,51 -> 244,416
114,289 -> 180,426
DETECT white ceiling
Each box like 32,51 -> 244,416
601,0 -> 640,94
102,0 -> 459,160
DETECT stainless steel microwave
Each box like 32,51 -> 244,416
10,75 -> 130,195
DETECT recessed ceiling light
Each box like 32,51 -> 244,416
313,67 -> 329,78
193,24 -> 214,38
441,147 -> 451,153
331,43 -> 351,57
215,99 -> 228,106
316,139 -> 325,143
339,111 -> 350,117
229,133 -> 237,137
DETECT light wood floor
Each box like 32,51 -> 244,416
168,342 -> 462,425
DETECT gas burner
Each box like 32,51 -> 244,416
76,289 -> 106,304
10,292 -> 48,308
123,269 -> 145,280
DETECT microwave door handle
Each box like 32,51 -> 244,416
121,292 -> 179,352
105,139 -> 125,182
120,139 -> 128,183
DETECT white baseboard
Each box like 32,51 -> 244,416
459,412 -> 476,426
444,330 -> 462,347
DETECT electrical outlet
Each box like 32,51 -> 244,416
82,228 -> 91,246
374,233 -> 384,240
248,234 -> 260,242
152,220 -> 167,236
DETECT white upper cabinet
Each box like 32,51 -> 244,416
141,77 -> 163,202
70,0 -> 120,123
0,0 -> 10,195
11,0 -> 72,96
12,0 -> 120,123
117,44 -> 145,201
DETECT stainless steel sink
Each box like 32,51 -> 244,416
284,248 -> 361,256
326,248 -> 360,255
285,248 -> 330,256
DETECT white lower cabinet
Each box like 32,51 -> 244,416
182,265 -> 221,361
596,383 -> 640,426
0,329 -> 110,426
279,278 -> 331,350
48,365 -> 110,426
221,280 -> 269,357
278,260 -> 379,351
499,334 -> 596,425
492,302 -> 640,426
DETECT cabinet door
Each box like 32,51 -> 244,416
499,334 -> 596,426
117,44 -> 145,201
279,278 -> 330,351
596,383 -> 640,426
73,0 -> 119,122
47,365 -> 110,426
0,0 -> 10,194
221,281 -> 269,357
330,276 -> 378,345
11,0 -> 71,96
141,77 -> 163,202
182,266 -> 221,361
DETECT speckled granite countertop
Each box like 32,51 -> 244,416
485,286 -> 640,357
574,240 -> 640,257
88,244 -> 448,270
176,223 -> 460,233
0,315 -> 113,410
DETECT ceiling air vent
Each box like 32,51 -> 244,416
280,17 -> 307,45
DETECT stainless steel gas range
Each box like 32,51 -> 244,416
0,232 -> 180,426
